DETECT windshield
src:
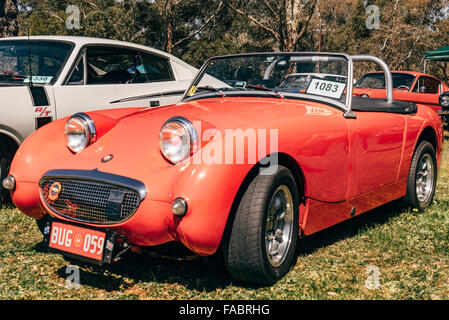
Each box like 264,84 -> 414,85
356,72 -> 415,90
277,73 -> 347,92
184,53 -> 349,104
0,40 -> 73,85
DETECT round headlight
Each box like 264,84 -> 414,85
440,94 -> 449,108
160,117 -> 198,164
65,113 -> 96,153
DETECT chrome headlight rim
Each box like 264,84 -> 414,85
159,116 -> 199,164
65,112 -> 97,154
440,93 -> 449,108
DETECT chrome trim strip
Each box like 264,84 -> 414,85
110,89 -> 185,104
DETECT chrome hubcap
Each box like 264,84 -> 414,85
416,154 -> 434,203
265,185 -> 294,268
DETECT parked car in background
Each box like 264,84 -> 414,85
353,71 -> 449,114
437,91 -> 449,120
0,36 -> 197,200
6,52 -> 443,285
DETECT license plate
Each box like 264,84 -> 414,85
47,220 -> 115,264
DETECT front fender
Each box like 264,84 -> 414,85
171,160 -> 254,255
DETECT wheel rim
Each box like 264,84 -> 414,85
416,153 -> 434,204
265,185 -> 294,268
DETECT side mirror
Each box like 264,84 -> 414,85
440,91 -> 449,108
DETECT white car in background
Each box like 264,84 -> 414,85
0,36 -> 197,200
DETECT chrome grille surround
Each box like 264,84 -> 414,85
39,169 -> 146,225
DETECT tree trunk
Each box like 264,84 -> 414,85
0,0 -> 18,38
229,0 -> 317,52
164,0 -> 174,54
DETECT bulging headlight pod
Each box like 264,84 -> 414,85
160,117 -> 198,164
65,113 -> 96,153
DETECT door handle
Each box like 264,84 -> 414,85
150,100 -> 160,107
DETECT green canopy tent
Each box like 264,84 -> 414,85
424,46 -> 449,72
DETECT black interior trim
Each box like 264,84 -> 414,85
352,97 -> 418,114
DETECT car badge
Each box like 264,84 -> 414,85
48,182 -> 62,201
102,154 -> 114,163
74,234 -> 83,248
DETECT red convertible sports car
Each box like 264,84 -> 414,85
5,53 -> 444,285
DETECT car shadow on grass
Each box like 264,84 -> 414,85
53,245 -> 234,293
295,199 -> 406,257
47,200 -> 406,293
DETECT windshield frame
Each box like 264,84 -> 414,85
182,52 -> 353,109
182,52 -> 394,119
0,39 -> 75,86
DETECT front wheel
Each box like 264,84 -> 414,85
223,166 -> 300,285
404,141 -> 437,210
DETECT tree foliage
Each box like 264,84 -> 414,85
0,0 -> 447,80
0,0 -> 18,37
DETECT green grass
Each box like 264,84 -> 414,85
1,139 -> 449,300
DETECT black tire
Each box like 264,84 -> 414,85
0,139 -> 12,204
223,166 -> 300,285
404,141 -> 437,211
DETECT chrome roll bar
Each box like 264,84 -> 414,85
350,55 -> 393,104
344,55 -> 393,119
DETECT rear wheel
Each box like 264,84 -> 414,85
404,141 -> 437,210
223,166 -> 300,285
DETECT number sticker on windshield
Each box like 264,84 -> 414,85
187,85 -> 197,96
306,78 -> 346,99
23,76 -> 53,84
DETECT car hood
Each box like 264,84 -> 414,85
11,96 -> 345,201
112,96 -> 340,131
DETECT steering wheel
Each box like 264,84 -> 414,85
126,66 -> 142,84
396,85 -> 409,90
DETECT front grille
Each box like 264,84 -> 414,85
40,178 -> 141,224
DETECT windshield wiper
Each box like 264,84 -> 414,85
0,72 -> 27,79
196,85 -> 225,97
0,72 -> 28,84
246,84 -> 284,99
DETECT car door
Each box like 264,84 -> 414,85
406,76 -> 441,112
52,45 -> 190,119
354,111 -> 406,212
